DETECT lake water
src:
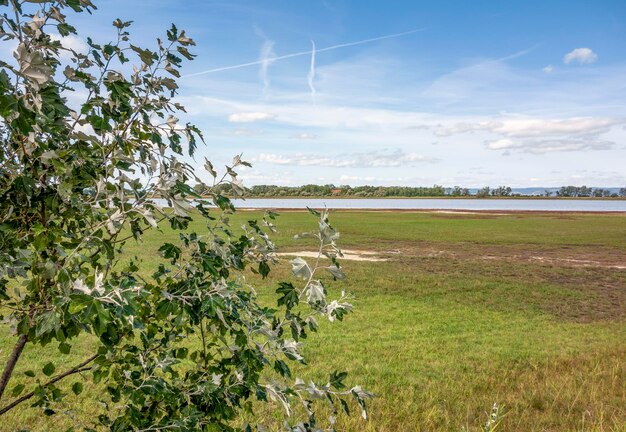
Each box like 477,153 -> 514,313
227,198 -> 626,212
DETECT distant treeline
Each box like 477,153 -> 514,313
209,184 -> 626,198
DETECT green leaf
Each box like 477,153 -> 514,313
164,63 -> 180,78
59,342 -> 71,355
87,115 -> 111,132
36,311 -> 60,338
174,347 -> 188,359
158,243 -> 181,262
130,45 -> 155,66
42,362 -> 55,377
11,383 -> 25,397
329,371 -> 348,390
57,23 -> 77,36
259,260 -> 270,279
307,207 -> 321,217
24,370 -> 35,377
72,382 -> 83,395
176,46 -> 195,61
339,398 -> 350,415
276,282 -> 298,309
273,359 -> 291,378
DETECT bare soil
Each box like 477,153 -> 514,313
277,242 -> 625,322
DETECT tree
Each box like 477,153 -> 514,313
475,187 -> 490,198
490,186 -> 511,197
0,1 -> 369,429
447,186 -> 469,197
557,185 -> 595,198
592,188 -> 611,198
557,186 -> 577,197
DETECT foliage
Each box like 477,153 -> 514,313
242,184 -> 624,198
555,185 -> 621,198
556,185 -> 594,197
0,1 -> 369,430
245,184 -> 450,198
489,186 -> 511,197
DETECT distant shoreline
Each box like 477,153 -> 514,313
236,208 -> 626,215
238,195 -> 626,201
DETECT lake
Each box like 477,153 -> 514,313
228,198 -> 626,212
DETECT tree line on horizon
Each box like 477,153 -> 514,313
206,184 -> 626,198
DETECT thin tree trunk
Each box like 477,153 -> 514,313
0,334 -> 28,401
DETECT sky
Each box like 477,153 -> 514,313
31,1 -> 626,187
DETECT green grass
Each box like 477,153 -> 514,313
1,211 -> 625,431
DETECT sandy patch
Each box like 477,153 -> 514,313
431,210 -> 509,216
528,256 -> 626,270
276,249 -> 388,262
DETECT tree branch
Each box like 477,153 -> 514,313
0,353 -> 98,416
0,334 -> 28,401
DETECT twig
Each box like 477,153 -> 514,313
0,354 -> 98,416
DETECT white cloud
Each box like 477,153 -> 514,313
228,112 -> 276,123
563,48 -> 598,65
253,149 -> 435,168
184,96 -> 436,129
439,116 -> 623,154
254,154 -> 293,165
293,133 -> 317,140
239,172 -> 295,185
436,117 -> 621,138
543,65 -> 554,73
49,33 -> 88,57
486,138 -> 514,150
230,128 -> 262,136
485,136 -> 613,154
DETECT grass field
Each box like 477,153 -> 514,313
1,210 -> 625,431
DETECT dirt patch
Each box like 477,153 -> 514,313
429,213 -> 502,220
391,243 -> 626,322
391,242 -> 626,270
527,256 -> 626,270
276,249 -> 388,262
431,210 -> 508,215
276,241 -> 625,322
250,208 -> 626,216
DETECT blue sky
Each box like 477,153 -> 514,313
50,1 -> 626,186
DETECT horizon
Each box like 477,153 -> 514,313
243,184 -> 624,190
10,0 -> 625,188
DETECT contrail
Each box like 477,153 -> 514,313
259,38 -> 275,94
255,27 -> 276,94
307,40 -> 316,96
183,28 -> 426,78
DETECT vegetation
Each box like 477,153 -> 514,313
239,184 -> 626,198
555,185 -> 619,198
2,210 -> 625,430
1,1 -> 624,431
0,2 -> 367,430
